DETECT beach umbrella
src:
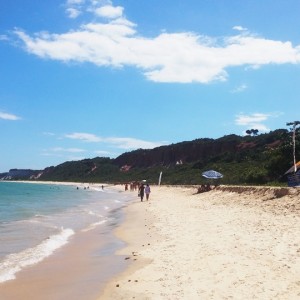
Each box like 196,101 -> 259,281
202,170 -> 223,179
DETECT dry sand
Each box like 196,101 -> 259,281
101,185 -> 300,300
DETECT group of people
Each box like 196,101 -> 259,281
124,182 -> 139,191
196,184 -> 219,193
138,183 -> 151,202
124,181 -> 151,202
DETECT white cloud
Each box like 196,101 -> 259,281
0,111 -> 21,120
231,84 -> 248,93
233,26 -> 248,32
14,2 -> 300,83
235,113 -> 269,125
235,113 -> 273,132
67,0 -> 85,4
65,0 -> 85,19
65,0 -> 122,19
66,7 -> 81,18
106,137 -> 167,149
95,5 -> 123,19
42,132 -> 167,161
64,132 -> 167,150
41,147 -> 85,159
65,132 -> 102,142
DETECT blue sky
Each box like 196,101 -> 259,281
1,0 -> 300,172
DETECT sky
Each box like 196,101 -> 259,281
1,0 -> 300,172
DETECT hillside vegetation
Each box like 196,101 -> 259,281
37,128 -> 300,186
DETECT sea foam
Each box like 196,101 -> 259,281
81,220 -> 108,232
0,228 -> 74,283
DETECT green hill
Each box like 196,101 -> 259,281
37,128 -> 300,186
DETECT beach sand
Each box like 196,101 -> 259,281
101,185 -> 300,299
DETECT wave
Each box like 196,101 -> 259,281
87,210 -> 103,218
91,187 -> 105,192
0,228 -> 74,283
81,220 -> 108,232
34,214 -> 47,218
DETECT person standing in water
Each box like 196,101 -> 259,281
139,184 -> 145,202
145,184 -> 151,201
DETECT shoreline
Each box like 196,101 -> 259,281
1,182 -> 300,299
0,182 -> 134,300
1,180 -> 111,188
100,185 -> 300,299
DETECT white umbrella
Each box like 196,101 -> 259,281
202,170 -> 223,179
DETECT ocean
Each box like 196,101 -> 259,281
0,181 -> 132,285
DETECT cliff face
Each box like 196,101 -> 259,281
114,130 -> 291,170
114,135 -> 242,168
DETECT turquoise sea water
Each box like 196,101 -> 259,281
0,182 -> 131,283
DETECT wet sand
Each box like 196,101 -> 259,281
101,185 -> 300,299
0,214 -> 130,300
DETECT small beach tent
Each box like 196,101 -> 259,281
284,161 -> 300,187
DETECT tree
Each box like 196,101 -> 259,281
246,129 -> 259,136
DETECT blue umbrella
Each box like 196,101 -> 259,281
202,170 -> 223,179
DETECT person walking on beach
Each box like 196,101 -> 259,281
139,184 -> 145,202
145,184 -> 151,201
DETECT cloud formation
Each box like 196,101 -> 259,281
13,1 -> 300,84
65,132 -> 167,150
231,84 -> 248,93
0,111 -> 21,120
65,132 -> 102,142
232,26 -> 248,32
235,113 -> 273,132
105,137 -> 166,150
95,5 -> 123,18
